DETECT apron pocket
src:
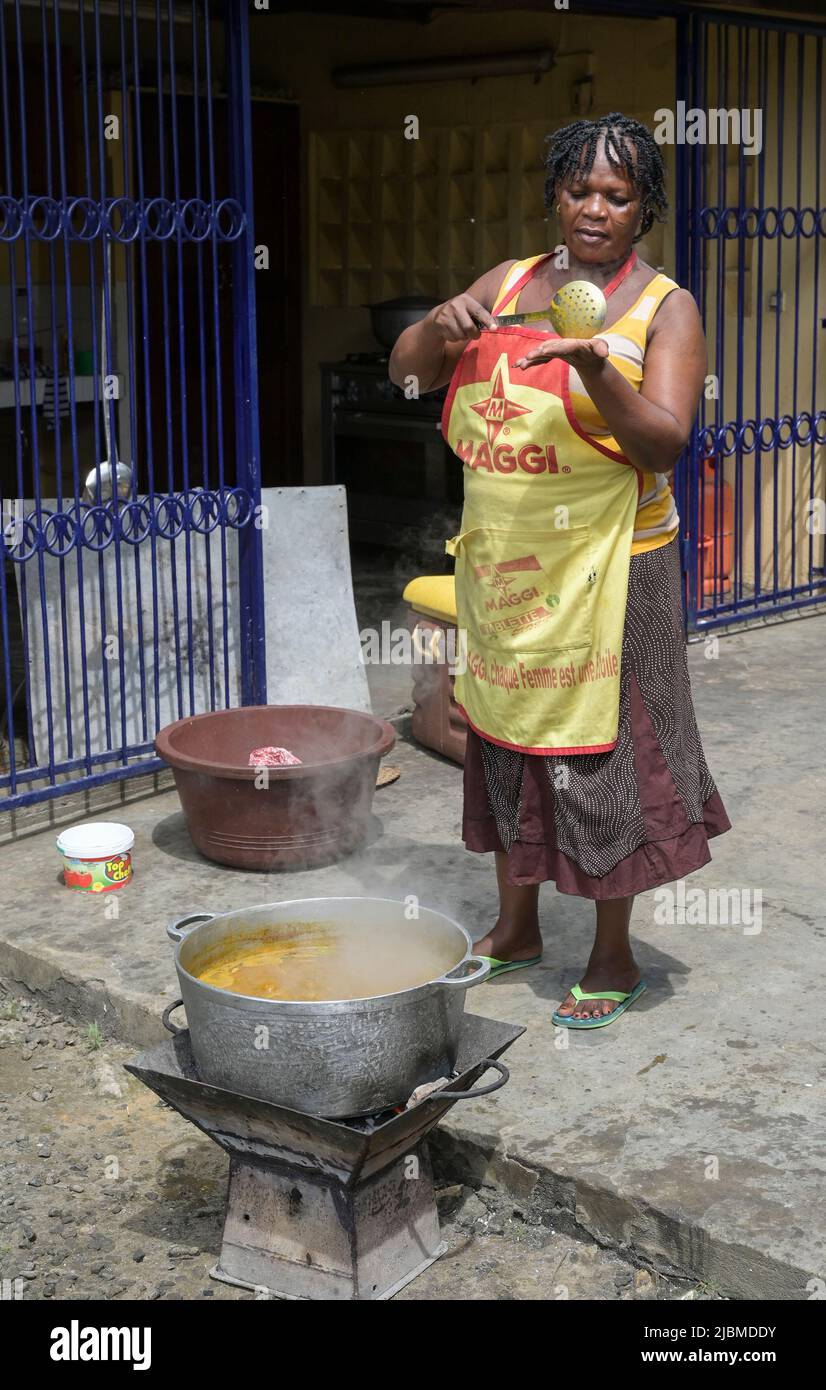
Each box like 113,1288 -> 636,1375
450,524 -> 596,658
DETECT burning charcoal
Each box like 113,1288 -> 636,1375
405,1076 -> 451,1109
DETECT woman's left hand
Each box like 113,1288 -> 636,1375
513,336 -> 610,372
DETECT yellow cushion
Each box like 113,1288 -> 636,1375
402,574 -> 457,624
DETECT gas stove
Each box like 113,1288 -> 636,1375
126,1014 -> 522,1300
322,352 -> 445,418
320,354 -> 459,560
340,351 -> 390,367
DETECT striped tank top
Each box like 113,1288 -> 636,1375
493,257 -> 681,555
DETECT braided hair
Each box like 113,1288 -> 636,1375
544,113 -> 668,241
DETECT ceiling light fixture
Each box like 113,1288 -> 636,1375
333,48 -> 555,89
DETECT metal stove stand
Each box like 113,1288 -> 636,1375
126,1013 -> 523,1301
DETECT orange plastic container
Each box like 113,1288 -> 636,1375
699,455 -> 733,596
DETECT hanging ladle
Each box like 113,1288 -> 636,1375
83,238 -> 132,505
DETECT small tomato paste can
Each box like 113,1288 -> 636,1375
56,822 -> 135,892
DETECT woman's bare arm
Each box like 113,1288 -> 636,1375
388,260 -> 516,393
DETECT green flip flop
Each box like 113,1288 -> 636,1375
551,979 -> 647,1029
479,954 -> 542,980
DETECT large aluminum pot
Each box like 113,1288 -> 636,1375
165,897 -> 490,1118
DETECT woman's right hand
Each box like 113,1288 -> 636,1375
389,263 -> 511,390
425,294 -> 497,342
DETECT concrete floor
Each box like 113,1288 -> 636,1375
0,600 -> 824,1300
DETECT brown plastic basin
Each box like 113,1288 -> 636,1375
155,705 -> 396,871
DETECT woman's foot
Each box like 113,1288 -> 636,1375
555,894 -> 639,1021
555,956 -> 641,1021
475,916 -> 543,964
477,854 -> 543,965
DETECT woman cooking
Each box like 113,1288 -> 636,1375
389,113 -> 730,1029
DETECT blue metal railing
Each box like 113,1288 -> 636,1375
0,0 -> 265,808
677,9 -> 826,631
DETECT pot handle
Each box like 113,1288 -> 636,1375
429,1057 -> 509,1101
167,911 -> 214,944
162,998 -> 186,1036
435,956 -> 491,989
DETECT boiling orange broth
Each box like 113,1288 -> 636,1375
192,920 -> 463,1002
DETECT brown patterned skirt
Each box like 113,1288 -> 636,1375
462,537 -> 731,899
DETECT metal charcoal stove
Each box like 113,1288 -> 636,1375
126,1013 -> 523,1301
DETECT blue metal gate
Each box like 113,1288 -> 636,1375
0,0 -> 265,809
676,7 -> 826,631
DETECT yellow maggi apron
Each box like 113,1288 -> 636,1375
442,252 -> 642,755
